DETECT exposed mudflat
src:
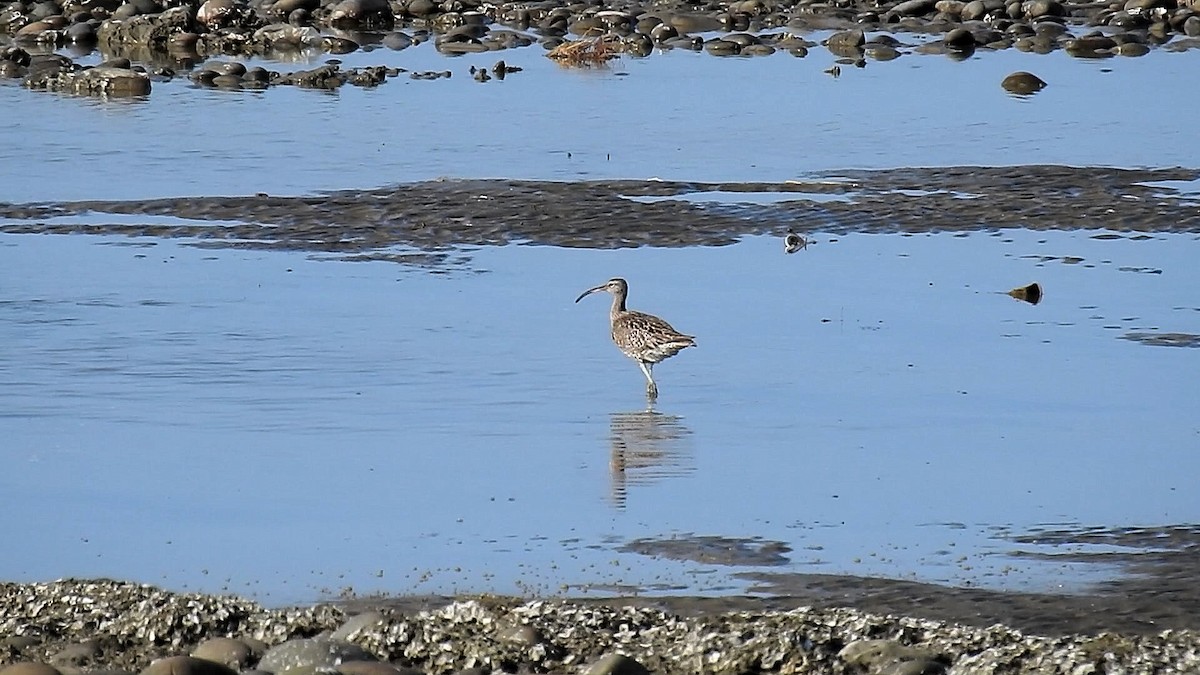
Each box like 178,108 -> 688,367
2,167 -> 1198,256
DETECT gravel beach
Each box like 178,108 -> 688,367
3,576 -> 1200,675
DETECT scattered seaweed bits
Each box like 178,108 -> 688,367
1008,282 -> 1043,305
784,230 -> 807,254
547,36 -> 620,66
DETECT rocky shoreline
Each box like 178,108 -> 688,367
2,579 -> 1199,675
4,0 -> 1200,97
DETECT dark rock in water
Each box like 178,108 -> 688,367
403,0 -> 437,16
322,35 -> 359,53
274,63 -> 344,88
329,0 -> 393,28
1001,70 -> 1046,94
265,0 -> 318,16
1025,0 -> 1064,17
865,43 -> 901,60
890,0 -> 938,15
668,12 -> 724,32
1116,41 -> 1150,55
1066,34 -> 1117,55
345,65 -> 389,85
943,26 -> 976,47
253,23 -> 321,48
826,28 -> 865,57
211,73 -> 243,87
381,30 -> 412,49
24,53 -> 74,79
65,21 -> 98,42
96,6 -> 195,51
650,22 -> 677,42
704,38 -> 741,55
1008,282 -> 1043,304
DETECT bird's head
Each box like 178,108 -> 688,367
575,277 -> 628,303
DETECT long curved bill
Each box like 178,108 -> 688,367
574,284 -> 606,303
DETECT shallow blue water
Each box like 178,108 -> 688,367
1,223 -> 1196,602
2,29 -> 1198,602
1,38 -> 1198,202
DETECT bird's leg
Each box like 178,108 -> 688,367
638,361 -> 658,400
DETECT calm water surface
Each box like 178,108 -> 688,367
1,224 -> 1196,602
1,36 -> 1198,603
1,40 -> 1198,202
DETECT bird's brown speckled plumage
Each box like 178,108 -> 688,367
575,277 -> 695,399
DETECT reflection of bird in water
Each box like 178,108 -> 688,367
575,278 -> 695,401
608,408 -> 694,509
784,230 -> 808,254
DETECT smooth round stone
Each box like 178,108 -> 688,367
1000,69 -> 1046,93
623,33 -> 653,55
140,657 -> 238,675
722,32 -> 758,46
1116,40 -> 1149,54
65,21 -> 97,40
1025,0 -> 1063,16
191,638 -> 255,669
331,612 -> 387,641
329,0 -> 389,21
405,0 -> 435,15
15,20 -> 55,38
960,0 -> 987,19
269,0 -> 318,13
210,73 -> 244,87
649,22 -> 676,41
243,66 -> 269,81
196,0 -> 235,25
1185,14 -> 1200,35
634,14 -> 661,31
322,36 -> 359,52
497,625 -> 543,646
943,26 -> 975,47
0,664 -> 63,675
703,38 -> 740,54
865,43 -> 901,59
1065,34 -> 1116,55
662,34 -> 702,49
258,637 -> 375,673
826,27 -> 865,55
667,12 -> 723,32
436,40 -> 488,53
742,43 -> 775,55
50,641 -> 101,666
381,30 -> 413,49
584,654 -> 650,675
334,662 -> 422,675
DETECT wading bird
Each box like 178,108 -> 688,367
575,278 -> 695,400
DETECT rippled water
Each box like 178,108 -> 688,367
2,35 -> 1199,604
